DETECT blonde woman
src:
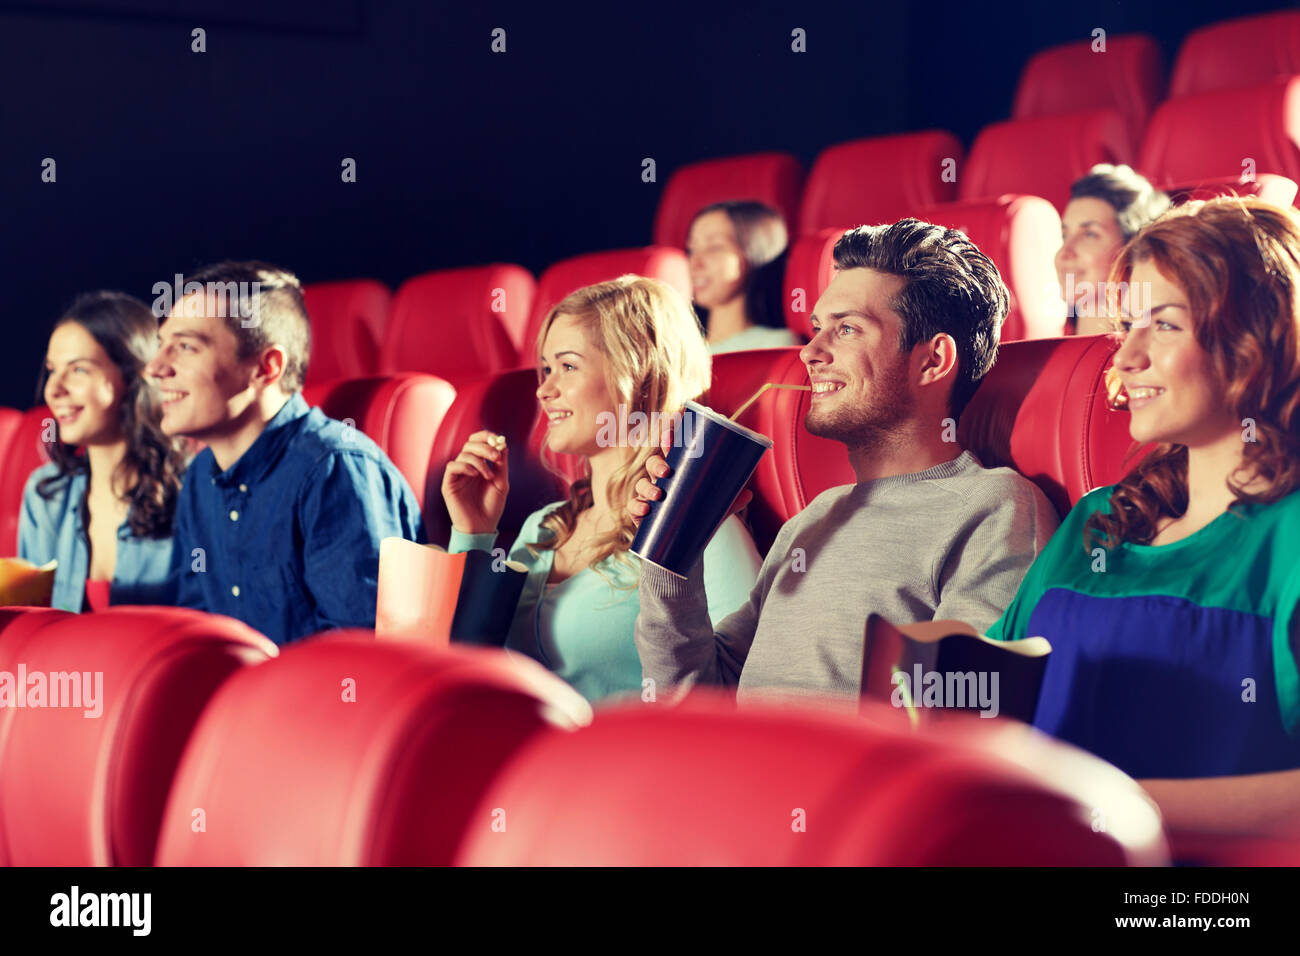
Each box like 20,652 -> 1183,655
441,276 -> 762,703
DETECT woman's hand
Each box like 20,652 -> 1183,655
441,430 -> 510,535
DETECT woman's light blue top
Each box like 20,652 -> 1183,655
19,463 -> 177,612
450,503 -> 762,704
709,325 -> 801,355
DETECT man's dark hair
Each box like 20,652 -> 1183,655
832,219 -> 1007,420
1069,164 -> 1171,240
181,260 -> 311,392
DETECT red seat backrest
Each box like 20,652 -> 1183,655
454,694 -> 1167,865
424,368 -> 567,548
958,335 -> 1143,516
960,109 -> 1135,212
653,152 -> 803,249
798,132 -> 963,237
782,229 -> 841,339
302,373 -> 456,508
1138,78 -> 1300,189
523,248 -> 691,361
1170,11 -> 1300,98
380,264 -> 533,378
786,201 -> 1067,345
1013,34 -> 1165,148
154,635 -> 590,865
0,407 -> 53,555
0,606 -> 275,866
1163,172 -> 1298,207
914,196 -> 1066,342
301,279 -> 392,386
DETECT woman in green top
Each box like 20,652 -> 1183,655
989,197 -> 1300,839
441,276 -> 762,703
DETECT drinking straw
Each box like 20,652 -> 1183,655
729,383 -> 813,421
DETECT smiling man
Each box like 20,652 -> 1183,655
630,219 -> 1060,703
145,260 -> 423,645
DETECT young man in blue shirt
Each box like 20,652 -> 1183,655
145,261 -> 424,645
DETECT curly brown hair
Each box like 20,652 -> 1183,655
37,291 -> 191,539
1086,197 -> 1300,550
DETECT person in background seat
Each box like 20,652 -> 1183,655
687,200 -> 800,353
21,291 -> 189,612
443,275 -> 762,704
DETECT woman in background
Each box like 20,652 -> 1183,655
1057,164 -> 1169,335
20,291 -> 190,611
686,199 -> 799,353
442,275 -> 762,703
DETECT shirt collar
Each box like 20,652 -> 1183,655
210,393 -> 310,488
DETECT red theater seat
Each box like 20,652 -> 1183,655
154,636 -> 591,866
653,152 -> 803,250
782,229 -> 841,339
1013,34 -> 1165,147
523,248 -> 692,360
798,132 -> 963,236
301,279 -> 392,386
960,109 -> 1135,212
785,200 -> 1066,345
0,407 -> 20,467
424,368 -> 567,549
915,196 -> 1066,341
302,373 -> 456,506
1170,11 -> 1300,98
957,335 -> 1141,516
1139,79 -> 1300,188
455,695 -> 1167,865
0,607 -> 275,866
380,264 -> 533,379
1163,172 -> 1299,207
0,407 -> 53,554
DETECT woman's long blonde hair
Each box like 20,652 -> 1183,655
534,275 -> 711,572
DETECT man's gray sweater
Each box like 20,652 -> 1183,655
634,450 -> 1060,705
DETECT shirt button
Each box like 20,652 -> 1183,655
239,484 -> 248,493
229,510 -> 239,521
210,477 -> 216,485
231,585 -> 240,597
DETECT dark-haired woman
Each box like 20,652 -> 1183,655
20,292 -> 190,611
1057,163 -> 1170,336
990,197 -> 1300,837
686,200 -> 799,353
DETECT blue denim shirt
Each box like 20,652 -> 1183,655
19,463 -> 178,612
171,393 -> 425,645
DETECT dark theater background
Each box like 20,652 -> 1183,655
0,0 -> 1289,408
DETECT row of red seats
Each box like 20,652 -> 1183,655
302,15 -> 1300,387
0,603 -> 1170,865
1012,13 -> 1300,152
6,604 -> 1300,865
310,167 -> 1298,387
1,335 -> 1145,565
